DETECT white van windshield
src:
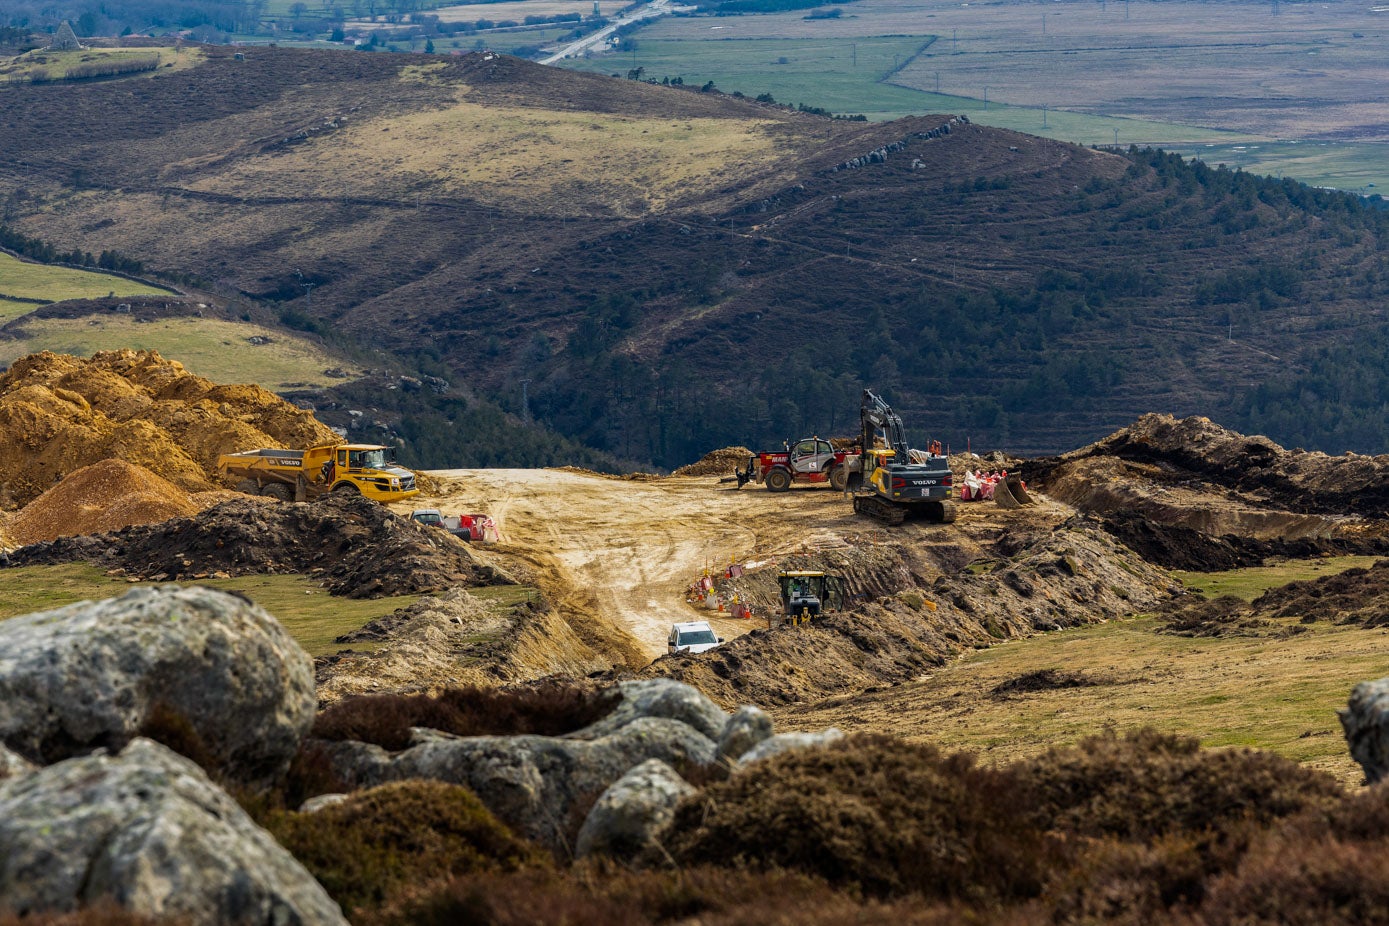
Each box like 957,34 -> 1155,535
679,629 -> 718,646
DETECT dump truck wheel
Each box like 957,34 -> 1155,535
829,466 -> 848,492
261,483 -> 292,502
332,482 -> 360,495
235,479 -> 258,495
765,468 -> 792,492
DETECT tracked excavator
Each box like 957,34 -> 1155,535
845,390 -> 956,526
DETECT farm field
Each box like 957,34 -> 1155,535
0,316 -> 360,389
0,253 -> 173,316
0,46 -> 201,83
563,0 -> 1389,189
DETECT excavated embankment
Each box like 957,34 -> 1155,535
1022,414 -> 1389,569
642,516 -> 1176,708
8,494 -> 509,599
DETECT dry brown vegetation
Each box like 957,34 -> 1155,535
311,681 -> 621,750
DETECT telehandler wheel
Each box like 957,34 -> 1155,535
765,468 -> 792,492
261,483 -> 292,502
829,466 -> 848,492
235,479 -> 259,495
332,481 -> 360,495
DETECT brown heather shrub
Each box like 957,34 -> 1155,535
381,865 -> 1048,926
663,734 -> 1050,902
1013,729 -> 1343,840
1197,783 -> 1389,925
263,779 -> 548,918
311,681 -> 621,751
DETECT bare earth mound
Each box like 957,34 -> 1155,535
8,494 -> 509,599
7,458 -> 199,545
0,349 -> 337,508
672,447 -> 753,478
1024,414 -> 1389,569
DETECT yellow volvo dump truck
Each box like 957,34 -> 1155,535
217,443 -> 420,503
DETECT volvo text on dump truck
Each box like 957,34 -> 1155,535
217,443 -> 419,503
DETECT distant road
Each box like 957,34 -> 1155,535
538,0 -> 680,65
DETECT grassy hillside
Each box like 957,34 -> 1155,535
0,316 -> 360,389
3,44 -> 1389,465
0,252 -> 171,314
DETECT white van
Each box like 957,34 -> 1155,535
668,621 -> 723,655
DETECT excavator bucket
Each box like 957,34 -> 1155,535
1005,474 -> 1034,505
993,478 -> 1022,509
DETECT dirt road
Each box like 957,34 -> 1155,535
397,469 -> 872,661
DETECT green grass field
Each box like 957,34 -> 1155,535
561,35 -> 1260,143
0,563 -> 537,656
560,31 -> 1389,185
1172,556 -> 1384,602
0,252 -> 173,312
0,316 -> 361,389
785,555 -> 1389,783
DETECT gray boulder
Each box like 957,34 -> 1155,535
1341,677 -> 1389,782
0,738 -> 346,925
570,679 -> 728,742
575,758 -> 696,860
0,745 -> 34,781
328,716 -> 717,853
0,585 -> 316,786
738,728 -> 845,765
717,706 -> 773,763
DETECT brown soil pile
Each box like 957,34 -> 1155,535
0,349 -> 338,508
8,494 -> 511,599
1098,509 -> 1389,572
672,447 -> 753,478
1028,413 -> 1389,517
7,459 -> 199,545
642,518 -> 1176,707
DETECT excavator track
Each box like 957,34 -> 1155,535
853,496 -> 957,525
853,495 -> 908,525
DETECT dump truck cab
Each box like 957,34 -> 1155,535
306,444 -> 418,502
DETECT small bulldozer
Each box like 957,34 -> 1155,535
773,570 -> 844,629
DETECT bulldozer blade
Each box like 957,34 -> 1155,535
1004,474 -> 1034,505
993,478 -> 1022,510
719,475 -> 740,484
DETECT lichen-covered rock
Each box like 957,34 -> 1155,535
1341,677 -> 1389,782
0,745 -> 34,781
575,759 -> 696,860
570,679 -> 728,742
328,716 -> 717,852
738,728 -> 845,765
0,585 -> 315,786
0,738 -> 346,925
717,706 -> 773,763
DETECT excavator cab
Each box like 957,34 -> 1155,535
776,571 -> 844,627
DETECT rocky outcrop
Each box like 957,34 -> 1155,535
717,705 -> 773,763
325,714 -> 717,853
0,585 -> 315,786
570,679 -> 728,742
740,728 -> 845,765
0,745 -> 34,781
1341,678 -> 1389,783
0,738 -> 346,925
574,758 -> 696,860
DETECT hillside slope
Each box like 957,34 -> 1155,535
4,45 -> 1389,463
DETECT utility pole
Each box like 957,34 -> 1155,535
1113,127 -> 1119,146
952,28 -> 957,52
1043,104 -> 1048,128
